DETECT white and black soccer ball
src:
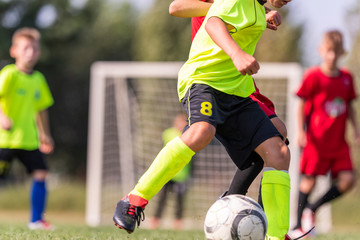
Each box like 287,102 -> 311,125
204,194 -> 267,240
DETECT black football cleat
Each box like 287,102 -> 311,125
113,195 -> 145,233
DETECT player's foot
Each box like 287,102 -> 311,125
113,194 -> 148,233
28,220 -> 54,230
286,226 -> 315,240
149,217 -> 160,229
288,228 -> 305,239
173,219 -> 184,230
302,208 -> 315,233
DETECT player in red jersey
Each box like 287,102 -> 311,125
290,30 -> 360,238
169,0 -> 287,200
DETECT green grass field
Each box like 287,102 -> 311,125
0,221 -> 205,240
1,218 -> 360,240
1,181 -> 360,240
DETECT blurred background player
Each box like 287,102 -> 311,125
0,27 -> 55,230
290,30 -> 359,238
169,0 -> 287,204
150,113 -> 192,230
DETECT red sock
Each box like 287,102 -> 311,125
129,194 -> 148,208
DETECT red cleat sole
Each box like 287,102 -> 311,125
113,221 -> 133,234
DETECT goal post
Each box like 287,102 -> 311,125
86,61 -> 330,231
86,62 -> 185,226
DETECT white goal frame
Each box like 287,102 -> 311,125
86,61 -> 330,232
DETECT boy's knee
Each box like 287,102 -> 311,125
337,171 -> 356,192
300,175 -> 316,193
277,144 -> 290,169
32,170 -> 48,181
181,122 -> 215,152
257,138 -> 290,171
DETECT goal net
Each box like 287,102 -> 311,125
86,61 -> 330,231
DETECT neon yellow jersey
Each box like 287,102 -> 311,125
0,64 -> 54,150
162,127 -> 191,182
178,0 -> 266,100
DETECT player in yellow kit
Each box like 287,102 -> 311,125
0,27 -> 54,230
113,1 -> 292,239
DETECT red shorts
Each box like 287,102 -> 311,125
250,91 -> 276,118
300,143 -> 353,178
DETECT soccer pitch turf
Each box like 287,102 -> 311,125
1,213 -> 360,240
1,224 -> 360,240
1,182 -> 360,240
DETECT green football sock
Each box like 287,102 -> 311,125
262,170 -> 290,240
130,136 -> 195,201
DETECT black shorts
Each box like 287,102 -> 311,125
181,84 -> 281,170
0,149 -> 48,178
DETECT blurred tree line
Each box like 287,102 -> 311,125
1,0 -> 358,180
0,0 -> 302,180
0,0 -> 138,178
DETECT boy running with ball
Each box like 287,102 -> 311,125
114,0 -> 293,239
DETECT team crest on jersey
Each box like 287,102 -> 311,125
34,90 -> 41,100
324,97 -> 346,118
17,88 -> 26,96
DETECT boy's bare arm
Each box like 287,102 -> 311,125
205,17 -> 260,76
169,0 -> 213,18
297,99 -> 307,148
170,0 -> 281,31
348,102 -> 360,144
37,110 -> 54,154
0,98 -> 12,130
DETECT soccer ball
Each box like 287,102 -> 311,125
204,194 -> 267,240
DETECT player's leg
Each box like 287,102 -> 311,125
226,152 -> 263,196
173,181 -> 187,229
248,91 -> 288,205
18,149 -> 52,230
293,148 -> 354,238
113,84 -> 217,233
290,143 -> 323,235
292,174 -> 316,231
31,170 -> 48,220
257,116 -> 288,207
215,96 -> 290,240
292,171 -> 355,239
224,114 -> 285,198
113,129 -> 200,232
255,136 -> 290,240
309,149 -> 355,214
129,121 -> 212,200
113,123 -> 213,233
309,170 -> 355,213
336,170 -> 356,192
0,148 -> 13,180
150,181 -> 172,229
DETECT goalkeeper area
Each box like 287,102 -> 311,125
86,61 -> 329,230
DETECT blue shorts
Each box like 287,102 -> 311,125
181,84 -> 281,170
0,148 -> 48,178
